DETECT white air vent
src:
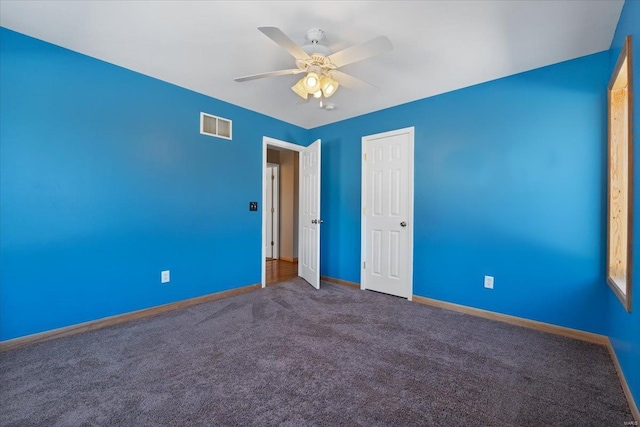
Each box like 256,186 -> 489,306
200,112 -> 232,140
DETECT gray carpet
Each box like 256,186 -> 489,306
0,279 -> 633,426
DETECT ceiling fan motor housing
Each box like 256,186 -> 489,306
296,54 -> 335,72
301,28 -> 332,57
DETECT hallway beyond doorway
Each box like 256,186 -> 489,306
266,259 -> 297,285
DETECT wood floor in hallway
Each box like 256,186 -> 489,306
266,259 -> 298,285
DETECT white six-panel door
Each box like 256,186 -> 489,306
361,128 -> 414,299
299,139 -> 321,289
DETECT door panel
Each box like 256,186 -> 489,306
299,139 -> 321,289
265,166 -> 273,259
362,128 -> 414,299
264,165 -> 279,259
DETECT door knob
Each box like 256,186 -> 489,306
318,219 -> 324,224
400,221 -> 407,227
311,219 -> 317,224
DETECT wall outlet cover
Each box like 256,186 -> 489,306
161,270 -> 170,284
484,275 -> 494,289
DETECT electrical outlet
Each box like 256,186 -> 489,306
161,270 -> 170,284
484,275 -> 494,289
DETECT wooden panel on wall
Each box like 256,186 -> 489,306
606,34 -> 633,312
609,87 -> 629,282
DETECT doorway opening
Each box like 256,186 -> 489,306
261,136 -> 322,289
264,143 -> 299,286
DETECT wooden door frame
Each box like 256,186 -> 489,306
262,136 -> 304,288
360,126 -> 415,300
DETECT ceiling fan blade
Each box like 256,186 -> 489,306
258,27 -> 311,60
331,70 -> 379,93
328,36 -> 393,68
234,68 -> 304,82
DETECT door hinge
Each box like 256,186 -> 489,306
363,207 -> 368,216
271,174 -> 274,180
271,241 -> 274,246
363,262 -> 366,269
363,153 -> 367,161
271,207 -> 274,213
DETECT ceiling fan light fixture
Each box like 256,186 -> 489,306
235,27 -> 393,106
320,76 -> 339,98
302,72 -> 321,93
291,78 -> 308,99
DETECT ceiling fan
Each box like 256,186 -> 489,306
234,27 -> 393,106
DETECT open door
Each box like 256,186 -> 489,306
264,164 -> 279,260
299,139 -> 321,289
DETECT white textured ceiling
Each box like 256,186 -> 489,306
0,1 -> 624,129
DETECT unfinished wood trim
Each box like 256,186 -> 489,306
0,283 -> 262,353
320,276 -> 360,289
607,34 -> 634,312
412,295 -> 608,345
627,34 -> 634,313
280,256 -> 298,263
606,339 -> 640,422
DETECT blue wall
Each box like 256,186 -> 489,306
311,52 -> 612,335
0,28 -> 307,340
607,0 -> 640,410
2,12 -> 637,410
